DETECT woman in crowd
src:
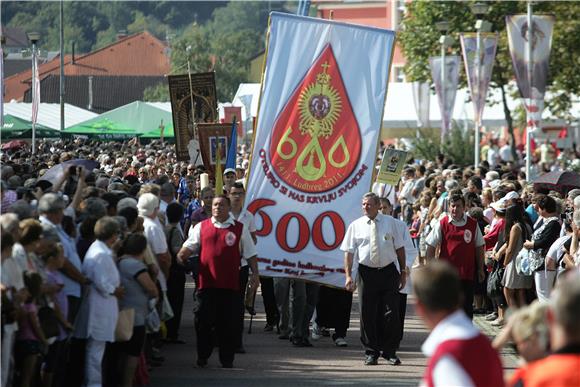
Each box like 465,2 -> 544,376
523,195 -> 561,302
115,233 -> 159,387
498,203 -> 533,308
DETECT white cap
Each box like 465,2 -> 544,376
490,198 -> 507,212
223,168 -> 236,176
504,191 -> 520,201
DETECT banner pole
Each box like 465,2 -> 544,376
525,2 -> 533,181
474,30 -> 481,168
440,39 -> 446,142
31,42 -> 37,155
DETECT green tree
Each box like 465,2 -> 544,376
412,123 -> 474,167
143,83 -> 170,102
399,1 -> 580,160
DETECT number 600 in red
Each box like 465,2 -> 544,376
247,199 -> 345,253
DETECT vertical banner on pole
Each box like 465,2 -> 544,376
0,44 -> 4,128
460,33 -> 498,126
31,53 -> 40,125
412,81 -> 430,128
506,14 -> 554,131
245,13 -> 395,287
430,56 -> 460,139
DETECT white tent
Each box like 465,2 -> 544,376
3,102 -> 98,131
232,82 -> 579,138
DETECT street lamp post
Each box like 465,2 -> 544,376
436,21 -> 451,141
470,2 -> 491,168
27,31 -> 40,155
1,35 -> 6,128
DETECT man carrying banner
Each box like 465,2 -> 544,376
341,192 -> 407,366
177,195 -> 259,368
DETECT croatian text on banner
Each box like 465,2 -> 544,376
244,13 -> 395,287
376,149 -> 408,186
460,33 -> 498,125
430,56 -> 460,139
506,15 -> 554,131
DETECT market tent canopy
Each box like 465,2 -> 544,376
4,102 -> 98,130
1,114 -> 60,139
64,101 -> 173,139
140,102 -> 174,138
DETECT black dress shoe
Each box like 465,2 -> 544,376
386,355 -> 401,366
301,338 -> 313,347
235,346 -> 246,354
196,358 -> 207,368
222,362 -> 234,368
264,324 -> 274,332
278,333 -> 289,340
364,355 -> 378,365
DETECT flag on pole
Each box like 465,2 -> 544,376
31,52 -> 40,125
506,14 -> 554,131
430,56 -> 460,139
225,118 -> 237,170
215,143 -> 223,195
460,33 -> 498,126
412,82 -> 430,128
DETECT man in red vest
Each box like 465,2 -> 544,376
177,195 -> 259,369
414,261 -> 504,387
509,272 -> 580,387
425,190 -> 485,319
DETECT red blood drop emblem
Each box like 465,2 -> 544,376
269,44 -> 362,193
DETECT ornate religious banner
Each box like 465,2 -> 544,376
506,14 -> 554,132
168,72 -> 217,162
197,123 -> 231,180
460,33 -> 498,126
430,56 -> 460,140
244,13 -> 395,287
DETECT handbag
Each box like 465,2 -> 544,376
145,308 -> 161,332
38,305 -> 60,339
115,308 -> 135,342
160,292 -> 174,322
517,249 -> 544,276
487,263 -> 504,299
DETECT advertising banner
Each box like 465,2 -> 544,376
430,56 -> 460,139
460,33 -> 498,125
244,13 -> 395,287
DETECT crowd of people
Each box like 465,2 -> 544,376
1,137 -> 579,386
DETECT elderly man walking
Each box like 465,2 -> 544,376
341,192 -> 406,366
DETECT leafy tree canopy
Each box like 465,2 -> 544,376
399,0 -> 580,120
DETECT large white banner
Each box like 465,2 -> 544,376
244,13 -> 395,287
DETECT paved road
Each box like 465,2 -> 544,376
151,282 -> 519,386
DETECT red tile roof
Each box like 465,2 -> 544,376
4,31 -> 171,102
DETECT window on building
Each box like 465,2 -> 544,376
393,66 -> 405,83
393,0 -> 407,31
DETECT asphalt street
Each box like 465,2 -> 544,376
151,282 -> 519,386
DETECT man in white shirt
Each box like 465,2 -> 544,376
229,182 -> 257,353
341,192 -> 406,366
177,195 -> 258,369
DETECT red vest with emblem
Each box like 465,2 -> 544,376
439,215 -> 477,281
424,334 -> 504,387
199,219 -> 243,290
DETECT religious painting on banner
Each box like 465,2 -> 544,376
430,56 -> 460,140
244,13 -> 395,287
506,15 -> 554,131
197,123 -> 231,179
168,72 -> 217,162
460,33 -> 498,125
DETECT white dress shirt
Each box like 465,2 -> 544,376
183,215 -> 257,259
425,214 -> 485,248
341,213 -> 404,268
232,209 -> 257,267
